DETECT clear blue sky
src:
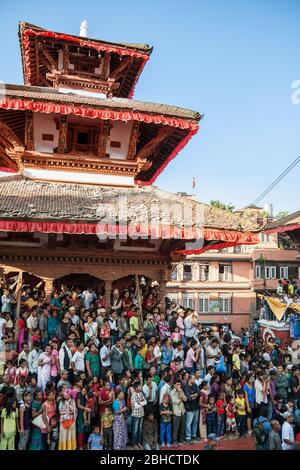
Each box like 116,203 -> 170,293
0,0 -> 299,214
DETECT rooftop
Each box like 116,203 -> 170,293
0,174 -> 260,232
1,84 -> 200,122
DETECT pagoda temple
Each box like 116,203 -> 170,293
0,22 -> 260,304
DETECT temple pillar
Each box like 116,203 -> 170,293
104,279 -> 113,308
158,266 -> 170,313
44,277 -> 54,299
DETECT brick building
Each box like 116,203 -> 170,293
167,218 -> 300,332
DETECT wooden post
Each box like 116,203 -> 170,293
104,279 -> 112,309
135,274 -> 144,333
15,271 -> 23,321
25,111 -> 34,150
57,116 -> 68,153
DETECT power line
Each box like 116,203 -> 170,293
250,155 -> 300,207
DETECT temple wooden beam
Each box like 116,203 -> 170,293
109,57 -> 132,81
135,126 -> 172,162
101,52 -> 110,80
127,122 -> 140,160
25,111 -> 34,151
38,42 -> 58,71
97,120 -> 110,158
63,44 -> 69,74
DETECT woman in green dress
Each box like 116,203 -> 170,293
29,391 -> 45,450
76,387 -> 91,450
85,343 -> 100,378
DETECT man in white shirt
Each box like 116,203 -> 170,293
142,375 -> 158,404
81,288 -> 96,310
205,338 -> 221,367
172,342 -> 184,370
59,338 -> 73,372
281,412 -> 296,450
71,342 -> 85,374
28,341 -> 42,377
184,311 -> 198,340
100,338 -> 111,372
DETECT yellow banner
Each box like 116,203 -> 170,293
266,297 -> 288,321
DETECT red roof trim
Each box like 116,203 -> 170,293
173,230 -> 260,255
0,98 -> 198,131
264,224 -> 300,234
0,221 -> 259,249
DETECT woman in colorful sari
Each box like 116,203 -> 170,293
58,389 -> 77,450
112,389 -> 128,450
29,390 -> 46,450
37,345 -> 52,392
15,311 -> 28,353
199,381 -> 210,440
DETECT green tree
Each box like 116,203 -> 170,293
275,211 -> 289,220
210,200 -> 235,212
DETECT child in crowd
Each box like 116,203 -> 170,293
206,395 -> 217,435
47,415 -> 59,450
216,391 -> 226,437
88,425 -> 103,450
159,393 -> 173,448
235,390 -> 247,437
225,396 -> 238,438
101,407 -> 114,450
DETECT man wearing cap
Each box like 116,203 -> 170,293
282,411 -> 296,450
69,306 -> 80,327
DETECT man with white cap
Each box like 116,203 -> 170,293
281,411 -> 296,450
69,306 -> 80,327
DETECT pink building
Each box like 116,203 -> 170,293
167,230 -> 300,333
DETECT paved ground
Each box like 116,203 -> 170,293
161,436 -> 256,451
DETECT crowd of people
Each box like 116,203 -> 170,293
0,275 -> 300,451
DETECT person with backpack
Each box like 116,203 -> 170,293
252,405 -> 272,450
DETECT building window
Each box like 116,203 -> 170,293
199,264 -> 209,281
199,295 -> 209,313
182,293 -> 194,309
183,264 -> 192,281
265,266 -> 276,279
261,233 -> 270,243
219,264 -> 232,282
255,265 -> 261,279
279,266 -> 289,279
171,267 -> 178,281
198,294 -> 231,313
287,266 -> 299,279
219,295 -> 231,313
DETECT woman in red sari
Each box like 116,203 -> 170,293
15,311 -> 29,353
